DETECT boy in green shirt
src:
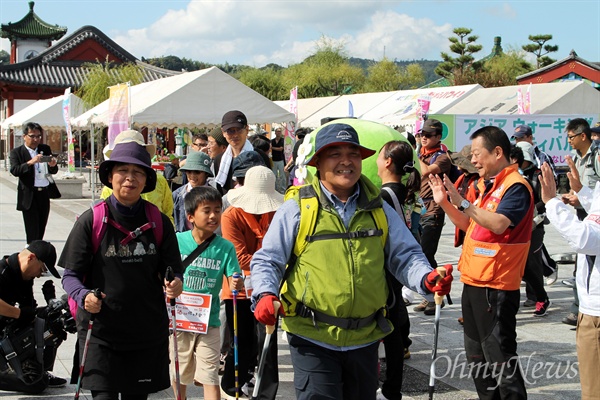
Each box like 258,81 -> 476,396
172,186 -> 242,400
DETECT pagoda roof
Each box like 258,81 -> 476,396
0,25 -> 180,89
1,1 -> 67,41
517,50 -> 600,81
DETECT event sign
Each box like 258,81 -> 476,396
430,114 -> 598,166
167,292 -> 212,334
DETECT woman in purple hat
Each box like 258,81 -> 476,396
59,137 -> 183,400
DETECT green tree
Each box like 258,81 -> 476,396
522,34 -> 558,68
75,56 -> 145,108
0,50 -> 9,64
476,49 -> 534,87
435,27 -> 483,85
281,36 -> 365,98
239,67 -> 286,100
364,58 -> 402,92
399,63 -> 426,89
363,58 -> 425,92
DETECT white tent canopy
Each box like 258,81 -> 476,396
275,95 -> 340,127
298,92 -> 399,128
76,67 -> 294,129
2,93 -> 85,132
361,84 -> 481,129
441,81 -> 600,115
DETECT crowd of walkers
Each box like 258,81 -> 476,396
2,113 -> 599,400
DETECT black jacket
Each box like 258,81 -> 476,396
9,144 -> 58,211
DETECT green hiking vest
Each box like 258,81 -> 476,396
280,176 -> 391,347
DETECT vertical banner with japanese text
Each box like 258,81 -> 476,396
415,96 -> 431,133
107,83 -> 130,146
285,86 -> 298,162
62,88 -> 75,173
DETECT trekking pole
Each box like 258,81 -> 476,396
74,288 -> 102,400
251,300 -> 280,400
232,273 -> 240,399
166,266 -> 182,400
429,267 -> 447,400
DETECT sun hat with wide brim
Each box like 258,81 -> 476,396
227,166 -> 284,214
99,141 -> 157,193
305,123 -> 375,167
104,129 -> 157,159
449,145 -> 478,175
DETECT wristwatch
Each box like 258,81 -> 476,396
458,199 -> 471,211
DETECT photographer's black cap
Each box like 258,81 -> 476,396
27,240 -> 59,278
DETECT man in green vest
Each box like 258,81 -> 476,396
250,123 -> 453,400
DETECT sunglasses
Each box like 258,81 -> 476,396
421,134 -> 436,139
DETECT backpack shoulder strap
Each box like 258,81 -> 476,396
144,201 -> 164,247
293,185 -> 319,258
91,200 -> 109,254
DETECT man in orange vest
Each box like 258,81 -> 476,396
429,126 -> 532,400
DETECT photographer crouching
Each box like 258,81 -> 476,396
0,240 -> 71,394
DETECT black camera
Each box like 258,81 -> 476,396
38,282 -> 76,344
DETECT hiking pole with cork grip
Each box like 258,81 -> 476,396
251,299 -> 280,400
429,265 -> 450,400
74,288 -> 102,400
232,273 -> 241,399
166,266 -> 182,400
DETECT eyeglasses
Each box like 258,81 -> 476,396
567,133 -> 582,141
192,142 -> 207,147
27,134 -> 42,139
224,127 -> 245,136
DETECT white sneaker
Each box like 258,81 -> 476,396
546,271 -> 558,285
376,388 -> 391,400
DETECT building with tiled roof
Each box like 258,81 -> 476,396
1,1 -> 67,63
517,50 -> 600,90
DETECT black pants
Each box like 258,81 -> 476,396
91,391 -> 148,400
524,227 -> 548,302
288,334 -> 379,400
381,276 -> 411,400
462,285 -> 527,400
420,213 -> 445,269
221,299 -> 278,400
22,188 -> 50,244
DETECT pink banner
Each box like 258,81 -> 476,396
415,96 -> 431,133
107,83 -> 129,146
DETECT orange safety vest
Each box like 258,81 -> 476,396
459,164 -> 533,290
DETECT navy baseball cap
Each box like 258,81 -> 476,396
306,123 -> 375,167
513,125 -> 532,139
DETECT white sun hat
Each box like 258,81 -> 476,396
104,130 -> 157,160
227,166 -> 284,214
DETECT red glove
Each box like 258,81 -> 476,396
424,264 -> 454,296
254,294 -> 284,326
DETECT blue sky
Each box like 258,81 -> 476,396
1,0 -> 598,67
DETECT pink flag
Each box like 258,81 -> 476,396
517,87 -> 525,114
524,83 -> 531,114
415,96 -> 431,133
107,83 -> 130,146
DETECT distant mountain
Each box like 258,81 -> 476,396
348,57 -> 443,85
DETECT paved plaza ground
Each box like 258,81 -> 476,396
0,164 -> 585,399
